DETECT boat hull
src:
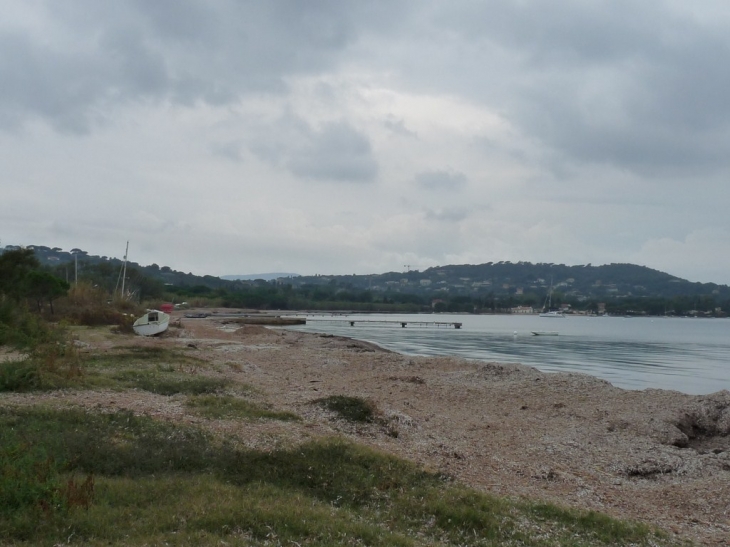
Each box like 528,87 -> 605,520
133,310 -> 170,336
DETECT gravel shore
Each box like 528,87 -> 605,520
3,315 -> 729,545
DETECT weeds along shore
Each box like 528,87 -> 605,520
1,314 -> 725,545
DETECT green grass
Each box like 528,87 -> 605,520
186,395 -> 299,421
0,344 -> 232,395
0,406 -> 683,547
0,340 -> 83,392
111,369 -> 228,395
314,394 -> 378,423
90,346 -> 231,395
0,440 -> 61,515
0,360 -> 42,391
83,346 -> 207,371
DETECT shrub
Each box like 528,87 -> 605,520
110,312 -> 136,334
0,300 -> 53,348
313,395 -> 378,423
50,282 -> 144,329
0,361 -> 42,391
0,339 -> 83,392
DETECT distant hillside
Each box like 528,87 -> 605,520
7,244 -> 232,290
5,245 -> 729,302
287,262 -> 730,300
221,273 -> 300,281
6,245 -> 298,287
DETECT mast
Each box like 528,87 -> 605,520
120,241 -> 129,299
544,277 -> 553,311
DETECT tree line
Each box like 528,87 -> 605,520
5,249 -> 728,317
0,248 -> 69,314
165,280 -> 729,316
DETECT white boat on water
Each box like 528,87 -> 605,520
539,310 -> 565,318
539,278 -> 565,318
133,310 -> 170,336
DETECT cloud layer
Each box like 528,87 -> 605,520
2,1 -> 730,283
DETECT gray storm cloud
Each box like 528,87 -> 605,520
415,170 -> 468,191
1,1 -> 729,283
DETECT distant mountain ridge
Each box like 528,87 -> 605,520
287,261 -> 730,300
221,273 -> 300,281
4,244 -> 729,300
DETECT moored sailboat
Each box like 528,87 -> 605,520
539,279 -> 565,318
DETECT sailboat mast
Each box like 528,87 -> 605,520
120,241 -> 129,299
544,276 -> 553,311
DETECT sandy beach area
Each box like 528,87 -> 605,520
3,314 -> 729,545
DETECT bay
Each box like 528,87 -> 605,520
287,313 -> 730,395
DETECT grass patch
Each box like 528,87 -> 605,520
0,406 -> 682,546
0,343 -> 221,395
0,340 -> 83,392
186,395 -> 299,421
521,501 -> 661,545
0,408 -> 218,479
47,475 -> 414,546
111,369 -> 228,396
78,345 -> 229,395
0,329 -> 221,394
314,394 -> 378,423
0,360 -> 42,391
84,346 -> 207,370
1,440 -> 62,515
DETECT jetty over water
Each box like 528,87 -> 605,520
184,311 -> 462,329
306,318 -> 462,329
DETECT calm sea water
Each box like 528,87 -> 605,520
286,313 -> 730,395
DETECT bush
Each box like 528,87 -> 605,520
110,312 -> 136,334
0,300 -> 53,348
313,395 -> 378,423
51,282 -> 144,329
0,340 -> 83,392
0,361 -> 42,391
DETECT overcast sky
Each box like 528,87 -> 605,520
2,1 -> 730,284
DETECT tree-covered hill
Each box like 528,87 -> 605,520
4,245 -> 729,315
289,261 -> 730,300
8,244 -> 231,301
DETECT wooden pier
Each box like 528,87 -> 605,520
306,319 -> 462,329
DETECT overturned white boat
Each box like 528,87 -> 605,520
133,310 -> 170,336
